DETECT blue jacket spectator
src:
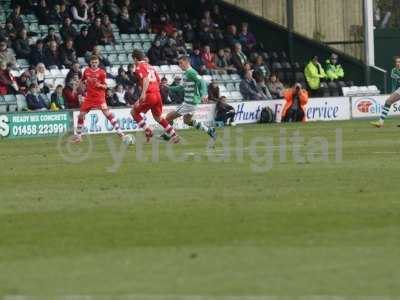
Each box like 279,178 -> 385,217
190,48 -> 207,75
26,83 -> 48,111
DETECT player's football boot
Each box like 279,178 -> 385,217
158,132 -> 171,142
145,128 -> 153,142
208,127 -> 217,141
169,134 -> 180,144
71,135 -> 82,144
370,120 -> 383,128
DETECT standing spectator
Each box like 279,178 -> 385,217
208,79 -> 220,102
36,0 -> 52,25
202,45 -> 217,74
6,5 -> 25,33
238,22 -> 257,54
215,96 -> 236,126
240,70 -> 267,100
232,42 -> 248,75
60,38 -> 78,68
44,41 -> 62,69
60,17 -> 78,42
118,6 -> 136,34
0,39 -> 17,68
304,55 -> 326,97
325,53 -> 344,82
101,15 -> 115,45
190,48 -> 207,75
147,40 -> 167,66
71,0 -> 89,24
29,39 -> 46,66
65,62 -> 82,84
75,26 -> 92,57
0,61 -> 18,95
50,84 -> 65,111
43,27 -> 62,46
26,83 -> 48,111
281,83 -> 309,122
266,73 -> 284,99
13,28 -> 31,59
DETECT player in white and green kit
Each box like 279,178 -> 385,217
162,56 -> 217,141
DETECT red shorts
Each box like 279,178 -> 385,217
80,100 -> 108,113
134,92 -> 163,118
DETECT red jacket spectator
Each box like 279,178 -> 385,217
202,46 -> 216,70
0,62 -> 17,95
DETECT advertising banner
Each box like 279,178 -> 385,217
73,104 -> 216,135
0,111 -> 71,139
306,97 -> 351,122
351,95 -> 398,118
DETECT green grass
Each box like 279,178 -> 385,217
1,120 -> 400,298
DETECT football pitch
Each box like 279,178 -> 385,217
1,120 -> 400,298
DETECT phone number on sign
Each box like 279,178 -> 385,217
12,123 -> 68,136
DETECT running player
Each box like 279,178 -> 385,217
130,49 -> 178,142
162,55 -> 216,141
72,55 -> 129,143
371,56 -> 400,128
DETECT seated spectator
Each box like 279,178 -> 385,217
253,55 -> 270,79
155,30 -> 169,47
106,87 -> 125,107
44,41 -> 62,69
158,15 -> 176,36
13,28 -> 31,59
118,6 -> 136,34
0,39 -> 17,69
215,49 -> 228,74
60,17 -> 78,42
65,62 -> 82,84
17,72 -> 30,95
266,73 -> 284,99
29,39 -> 46,66
147,40 -> 167,66
208,79 -> 220,102
4,22 -> 17,42
134,8 -> 150,33
190,48 -> 207,75
90,0 -> 106,19
58,2 -> 70,20
225,24 -> 240,48
115,67 -> 130,87
198,25 -> 216,49
240,70 -> 267,100
34,63 -> 52,93
85,46 -> 110,68
124,84 -> 139,105
63,78 -> 81,109
6,5 -> 25,33
238,22 -> 257,54
43,27 -> 62,45
48,4 -> 64,24
202,45 -> 217,74
105,0 -> 121,23
325,53 -> 344,82
60,39 -> 78,68
114,84 -> 127,106
281,83 -> 309,123
253,68 -> 272,99
126,64 -> 138,86
169,76 -> 185,104
232,43 -> 248,75
71,0 -> 90,24
211,4 -> 227,27
36,0 -> 52,25
101,15 -> 115,45
163,39 -> 179,65
88,17 -> 104,46
160,77 -> 172,104
75,26 -> 92,57
0,61 -> 18,95
50,84 -> 65,111
26,83 -> 48,111
304,55 -> 326,97
215,96 -> 236,126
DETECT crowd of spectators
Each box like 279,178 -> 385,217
0,0 -> 350,114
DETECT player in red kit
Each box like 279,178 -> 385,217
130,49 -> 179,143
72,55 -> 129,143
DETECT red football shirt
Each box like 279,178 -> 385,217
82,67 -> 106,103
135,61 -> 160,94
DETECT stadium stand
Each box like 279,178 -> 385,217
0,0 -> 377,113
